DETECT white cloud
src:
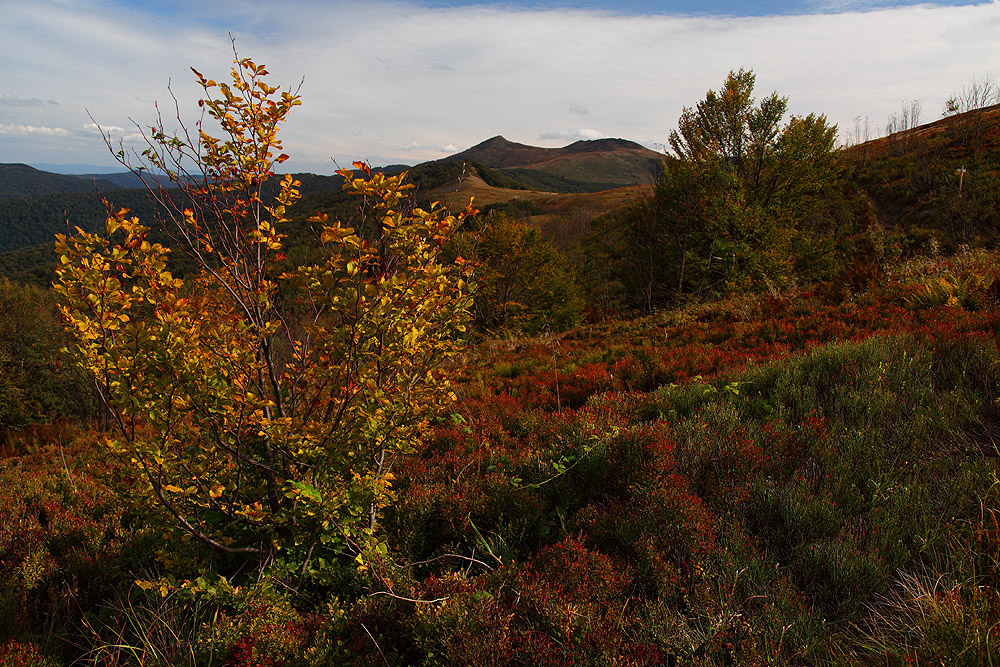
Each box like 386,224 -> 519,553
0,1 -> 998,171
805,0 -> 942,10
0,94 -> 57,107
0,123 -> 69,136
85,122 -> 127,133
393,140 -> 461,154
394,141 -> 428,151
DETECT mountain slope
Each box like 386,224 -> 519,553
441,136 -> 560,168
0,164 -> 122,198
0,137 -> 658,281
0,189 -> 176,254
425,167 -> 651,254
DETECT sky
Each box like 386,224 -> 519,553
1,0 -> 998,174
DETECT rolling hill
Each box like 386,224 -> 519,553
76,171 -> 177,190
13,100 -> 998,287
843,102 -> 1000,252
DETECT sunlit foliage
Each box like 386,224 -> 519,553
53,57 -> 475,587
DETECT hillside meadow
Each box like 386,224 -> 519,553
2,246 -> 999,664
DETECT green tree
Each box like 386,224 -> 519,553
668,69 -> 838,211
667,69 -> 839,294
53,57 -> 474,588
585,69 -> 840,310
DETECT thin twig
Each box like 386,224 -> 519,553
360,622 -> 391,667
402,553 -> 495,571
369,591 -> 448,604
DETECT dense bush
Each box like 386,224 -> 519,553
452,212 -> 583,334
54,58 -> 475,593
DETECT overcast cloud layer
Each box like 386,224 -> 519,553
1,0 -> 998,173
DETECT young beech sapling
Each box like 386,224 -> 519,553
54,56 -> 475,588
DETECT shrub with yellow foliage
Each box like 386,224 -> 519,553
53,56 -> 475,588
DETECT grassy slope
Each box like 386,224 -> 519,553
376,253 -> 1000,665
845,104 -> 1000,253
521,150 -> 661,188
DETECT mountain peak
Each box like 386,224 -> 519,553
443,136 -> 661,170
564,138 -> 652,153
478,135 -> 514,146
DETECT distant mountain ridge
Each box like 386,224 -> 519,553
3,135 -> 661,199
78,171 -> 177,190
29,163 -> 124,175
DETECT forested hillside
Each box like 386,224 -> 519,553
0,189 -> 168,254
1,62 -> 999,667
